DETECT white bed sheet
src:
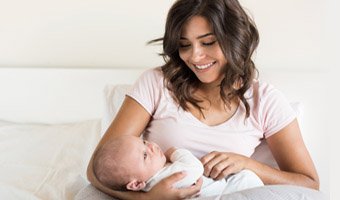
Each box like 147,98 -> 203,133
0,119 -> 101,200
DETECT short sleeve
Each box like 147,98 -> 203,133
259,83 -> 297,138
126,67 -> 163,115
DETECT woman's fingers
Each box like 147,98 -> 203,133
147,172 -> 186,200
215,166 -> 235,180
207,157 -> 234,179
149,172 -> 202,200
211,161 -> 235,180
201,152 -> 248,180
163,171 -> 187,186
202,153 -> 227,177
201,152 -> 231,178
178,177 -> 203,199
200,151 -> 218,164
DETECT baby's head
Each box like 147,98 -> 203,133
93,135 -> 166,191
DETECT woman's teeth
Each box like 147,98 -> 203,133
194,62 -> 215,70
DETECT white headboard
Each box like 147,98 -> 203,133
0,67 -> 145,124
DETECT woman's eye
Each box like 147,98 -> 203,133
179,44 -> 191,48
203,41 -> 216,46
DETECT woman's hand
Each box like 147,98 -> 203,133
200,151 -> 250,180
147,172 -> 203,200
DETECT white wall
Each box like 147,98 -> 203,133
0,0 -> 337,71
325,0 -> 339,199
241,0 -> 325,70
0,0 -> 171,68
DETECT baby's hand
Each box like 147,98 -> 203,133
164,147 -> 177,161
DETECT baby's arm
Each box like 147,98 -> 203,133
144,148 -> 203,191
164,147 -> 177,162
167,149 -> 204,188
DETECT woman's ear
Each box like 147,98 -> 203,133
126,179 -> 146,191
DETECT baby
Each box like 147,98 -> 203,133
92,135 -> 263,197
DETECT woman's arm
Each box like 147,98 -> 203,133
201,119 -> 319,190
253,119 -> 319,189
87,96 -> 202,199
100,96 -> 151,144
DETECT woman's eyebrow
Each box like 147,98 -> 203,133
180,33 -> 214,40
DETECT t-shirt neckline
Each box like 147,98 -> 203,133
179,102 -> 241,128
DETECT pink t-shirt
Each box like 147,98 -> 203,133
127,67 -> 296,159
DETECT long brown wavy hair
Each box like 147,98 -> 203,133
149,0 -> 259,118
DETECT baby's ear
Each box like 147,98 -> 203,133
126,180 -> 146,191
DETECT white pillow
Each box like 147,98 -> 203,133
102,85 -> 303,168
0,119 -> 101,200
101,84 -> 132,135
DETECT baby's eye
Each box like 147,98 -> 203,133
143,151 -> 147,160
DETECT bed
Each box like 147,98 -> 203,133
0,67 -> 329,200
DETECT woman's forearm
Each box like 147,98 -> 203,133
246,158 -> 320,190
246,120 -> 320,190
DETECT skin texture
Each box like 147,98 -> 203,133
87,14 -> 319,200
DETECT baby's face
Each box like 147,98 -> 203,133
122,136 -> 166,181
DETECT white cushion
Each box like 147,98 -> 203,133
75,184 -> 326,200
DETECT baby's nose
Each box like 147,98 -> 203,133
148,143 -> 155,153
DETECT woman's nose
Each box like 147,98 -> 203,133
190,45 -> 205,62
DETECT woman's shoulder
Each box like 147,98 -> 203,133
246,79 -> 277,100
246,79 -> 293,115
140,67 -> 164,80
244,79 -> 291,114
134,66 -> 165,87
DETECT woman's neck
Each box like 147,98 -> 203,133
197,74 -> 225,96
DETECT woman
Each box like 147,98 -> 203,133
87,0 -> 319,199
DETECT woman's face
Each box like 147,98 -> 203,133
179,15 -> 227,86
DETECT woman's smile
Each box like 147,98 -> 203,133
193,61 -> 216,70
